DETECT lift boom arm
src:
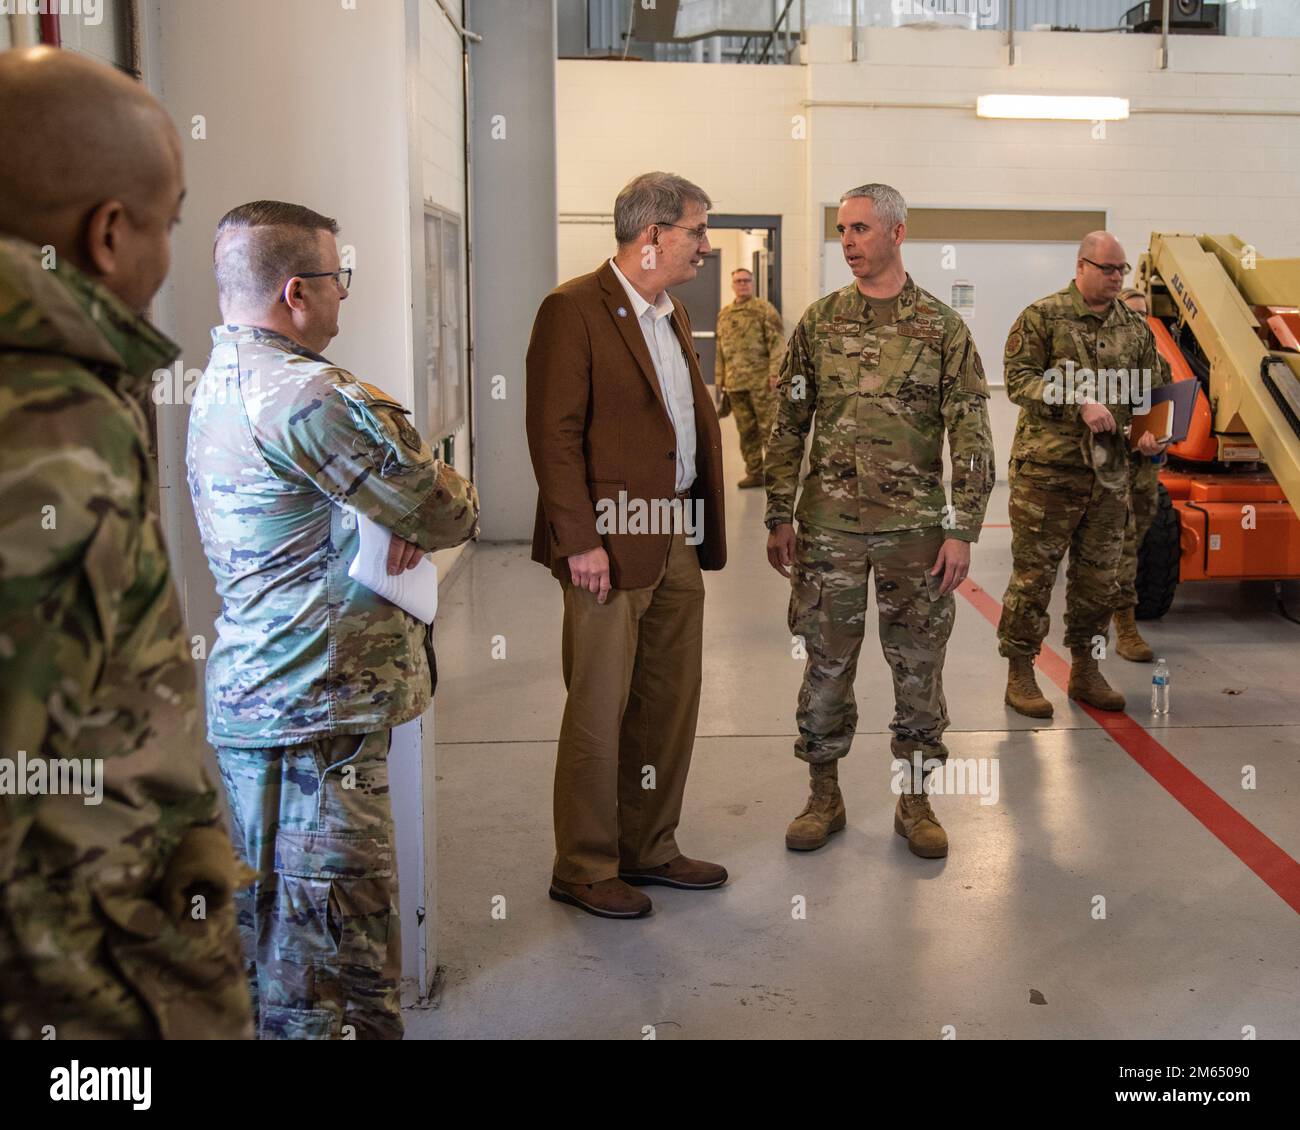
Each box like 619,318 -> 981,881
1141,232 -> 1300,511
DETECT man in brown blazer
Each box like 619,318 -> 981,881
526,172 -> 728,919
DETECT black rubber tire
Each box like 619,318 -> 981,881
1135,482 -> 1180,621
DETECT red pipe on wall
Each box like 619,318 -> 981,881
39,11 -> 61,46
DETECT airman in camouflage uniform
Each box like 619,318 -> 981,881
765,184 -> 994,859
716,269 -> 785,487
0,49 -> 252,1041
188,201 -> 479,1039
998,234 -> 1169,718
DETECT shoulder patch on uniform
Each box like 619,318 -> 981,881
1005,315 -> 1026,358
335,380 -> 404,409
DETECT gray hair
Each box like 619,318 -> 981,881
214,199 -> 340,312
839,183 -> 908,230
614,172 -> 712,246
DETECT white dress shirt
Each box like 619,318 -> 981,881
609,258 -> 697,493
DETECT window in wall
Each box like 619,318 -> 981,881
424,206 -> 467,440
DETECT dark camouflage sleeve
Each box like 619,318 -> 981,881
266,383 -> 479,554
764,316 -> 815,525
763,302 -> 786,380
0,397 -> 182,761
0,387 -> 215,876
941,320 -> 996,542
1003,305 -> 1065,419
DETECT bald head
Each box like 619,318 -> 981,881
1075,230 -> 1129,310
1079,231 -> 1125,263
0,47 -> 184,312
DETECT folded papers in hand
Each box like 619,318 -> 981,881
347,512 -> 438,624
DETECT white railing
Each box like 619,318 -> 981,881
670,0 -> 1298,39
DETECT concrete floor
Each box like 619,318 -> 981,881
405,395 -> 1300,1040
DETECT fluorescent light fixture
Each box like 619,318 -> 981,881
976,95 -> 1130,121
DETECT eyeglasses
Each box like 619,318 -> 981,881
655,221 -> 710,243
1080,257 -> 1131,277
278,268 -> 352,302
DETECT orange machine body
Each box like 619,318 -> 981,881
1160,471 -> 1300,582
1149,311 -> 1300,584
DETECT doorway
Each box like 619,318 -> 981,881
674,213 -> 782,386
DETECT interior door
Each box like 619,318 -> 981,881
672,249 -> 722,385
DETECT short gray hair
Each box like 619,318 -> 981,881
839,183 -> 908,230
214,199 -> 340,311
614,172 -> 712,246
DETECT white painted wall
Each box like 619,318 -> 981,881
419,0 -> 474,586
556,56 -> 808,336
140,0 -> 466,1003
557,24 -> 1300,346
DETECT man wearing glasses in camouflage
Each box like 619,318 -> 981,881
187,200 -> 478,1039
999,232 -> 1168,719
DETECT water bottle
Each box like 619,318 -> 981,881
1151,657 -> 1170,716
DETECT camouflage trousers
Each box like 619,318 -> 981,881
0,824 -> 253,1039
998,458 -> 1129,657
729,385 -> 775,478
1113,455 -> 1161,610
788,523 -> 955,766
216,730 -> 402,1040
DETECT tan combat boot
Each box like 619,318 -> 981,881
1068,647 -> 1126,711
1112,608 -> 1154,663
894,791 -> 948,858
1005,655 -> 1053,718
785,762 -> 846,851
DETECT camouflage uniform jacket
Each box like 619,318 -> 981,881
765,275 -> 994,542
1005,281 -> 1168,469
0,236 -> 222,891
187,326 -> 479,748
715,295 -> 785,392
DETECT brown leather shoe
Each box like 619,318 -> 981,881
737,474 -> 764,489
619,855 -> 728,890
548,877 -> 652,919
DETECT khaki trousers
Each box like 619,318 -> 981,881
554,532 -> 705,884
